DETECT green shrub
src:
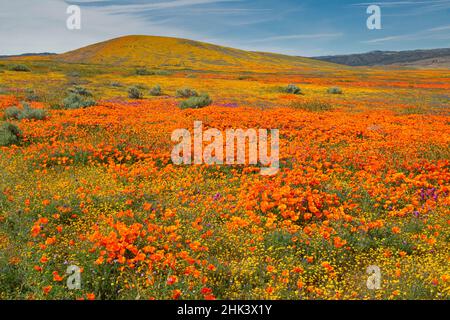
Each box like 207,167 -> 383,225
4,104 -> 47,120
135,68 -> 170,76
149,85 -> 162,96
25,89 -> 39,101
135,68 -> 151,76
9,64 -> 31,72
0,122 -> 22,146
176,87 -> 198,98
282,84 -> 302,95
63,93 -> 96,109
179,94 -> 212,109
128,86 -> 143,99
327,87 -> 343,94
68,86 -> 92,97
290,100 -> 332,112
17,103 -> 47,120
67,71 -> 80,78
110,81 -> 123,87
3,106 -> 21,120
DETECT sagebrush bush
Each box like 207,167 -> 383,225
149,85 -> 162,96
291,100 -> 332,112
135,68 -> 151,76
9,64 -> 31,72
179,94 -> 212,109
4,104 -> 47,120
68,86 -> 92,97
282,84 -> 302,95
176,88 -> 198,98
0,122 -> 22,146
25,89 -> 39,101
135,68 -> 171,76
17,103 -> 47,120
128,86 -> 143,99
327,87 -> 343,94
63,93 -> 96,109
110,81 -> 123,87
3,106 -> 21,120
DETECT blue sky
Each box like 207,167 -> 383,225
1,0 -> 449,56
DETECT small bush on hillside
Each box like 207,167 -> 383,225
17,103 -> 47,120
9,64 -> 31,72
135,68 -> 152,76
4,104 -> 47,120
3,106 -> 21,120
25,89 -> 39,101
68,86 -> 92,97
149,85 -> 162,96
176,88 -> 198,98
291,100 -> 332,112
0,122 -> 22,146
110,81 -> 123,87
63,93 -> 96,109
327,87 -> 343,94
135,68 -> 171,76
179,94 -> 212,109
282,84 -> 302,95
68,71 -> 81,78
128,86 -> 143,99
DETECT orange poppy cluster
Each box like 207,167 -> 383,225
0,88 -> 449,300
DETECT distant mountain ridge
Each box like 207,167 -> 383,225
314,48 -> 450,67
0,52 -> 56,58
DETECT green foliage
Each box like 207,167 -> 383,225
135,68 -> 151,75
135,68 -> 171,76
282,84 -> 302,95
17,103 -> 47,120
290,100 -> 333,112
0,122 -> 22,146
149,85 -> 162,96
179,94 -> 212,109
4,103 -> 47,120
63,93 -> 96,109
110,81 -> 123,87
8,64 -> 31,72
68,86 -> 92,97
128,86 -> 143,99
176,87 -> 198,98
25,89 -> 40,101
3,106 -> 21,120
327,87 -> 343,94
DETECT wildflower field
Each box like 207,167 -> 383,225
0,57 -> 449,300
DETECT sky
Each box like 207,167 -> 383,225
0,0 -> 449,56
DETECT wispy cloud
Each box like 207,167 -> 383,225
363,23 -> 450,43
249,33 -> 343,43
353,0 -> 450,7
69,0 -> 240,14
429,24 -> 450,31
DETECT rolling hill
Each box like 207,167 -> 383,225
314,48 -> 450,67
54,35 -> 340,72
